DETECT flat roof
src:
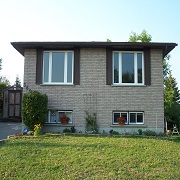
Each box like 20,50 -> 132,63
11,41 -> 177,58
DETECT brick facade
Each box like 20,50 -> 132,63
23,48 -> 164,133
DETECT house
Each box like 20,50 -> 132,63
11,41 -> 177,133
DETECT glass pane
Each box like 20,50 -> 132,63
121,113 -> 127,124
15,93 -> 20,104
15,105 -> 20,116
137,113 -> 143,123
9,93 -> 14,104
113,53 -> 119,83
122,53 -> 134,83
59,112 -> 65,117
59,112 -> 65,123
50,111 -> 57,123
137,53 -> 142,83
9,105 -> 14,116
43,52 -> 49,82
66,112 -> 72,123
52,52 -> 64,82
130,113 -> 136,123
67,52 -> 73,83
114,113 -> 120,123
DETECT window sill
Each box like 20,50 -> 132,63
44,123 -> 74,127
111,84 -> 146,87
110,125 -> 147,128
40,84 -> 74,86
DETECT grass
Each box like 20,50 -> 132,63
0,135 -> 180,179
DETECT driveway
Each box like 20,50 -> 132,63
0,122 -> 22,140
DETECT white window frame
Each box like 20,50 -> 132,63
112,112 -> 128,125
43,51 -> 74,85
113,51 -> 144,85
46,110 -> 57,123
58,110 -> 73,124
129,112 -> 144,125
112,111 -> 144,125
46,110 -> 73,124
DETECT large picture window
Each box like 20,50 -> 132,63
113,111 -> 144,125
113,52 -> 144,85
43,51 -> 74,84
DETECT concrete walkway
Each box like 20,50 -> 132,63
0,122 -> 22,140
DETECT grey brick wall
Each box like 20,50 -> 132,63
23,48 -> 164,133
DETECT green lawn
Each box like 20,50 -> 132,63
0,135 -> 180,179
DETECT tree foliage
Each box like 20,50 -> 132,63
163,55 -> 180,129
129,29 -> 152,42
0,76 -> 10,85
14,76 -> 21,87
22,90 -> 48,130
164,72 -> 180,129
0,81 -> 10,117
163,55 -> 171,82
0,82 -> 9,101
106,38 -> 111,42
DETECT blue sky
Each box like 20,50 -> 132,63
0,0 -> 180,87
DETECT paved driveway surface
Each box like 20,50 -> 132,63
0,122 -> 22,140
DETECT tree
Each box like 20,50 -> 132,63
170,75 -> 180,102
164,72 -> 180,129
0,76 -> 10,84
0,58 -> 10,84
163,55 -> 171,82
0,58 -> 11,117
106,38 -> 111,42
129,32 -> 139,42
0,82 -> 9,102
164,73 -> 175,112
0,82 -> 10,117
163,55 -> 180,129
14,76 -> 21,87
129,29 -> 152,42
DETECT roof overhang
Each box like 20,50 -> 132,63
11,41 -> 178,58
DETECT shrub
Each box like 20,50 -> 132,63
22,90 -> 48,130
143,130 -> 156,136
109,130 -> 120,135
157,132 -> 166,137
138,129 -> 143,135
63,128 -> 71,133
85,111 -> 98,133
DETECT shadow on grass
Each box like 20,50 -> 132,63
170,135 -> 180,143
1,134 -> 179,149
65,133 -> 180,143
0,137 -> 114,149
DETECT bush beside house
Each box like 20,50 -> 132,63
22,90 -> 48,130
